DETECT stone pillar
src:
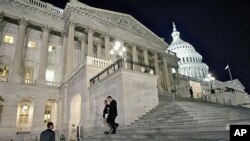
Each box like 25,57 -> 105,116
104,34 -> 110,60
0,13 -> 6,47
96,41 -> 102,59
143,48 -> 149,65
80,36 -> 86,63
168,66 -> 174,90
132,45 -> 138,71
66,21 -> 76,77
154,51 -> 161,90
162,56 -> 171,91
60,32 -> 68,83
87,28 -> 94,57
10,18 -> 28,82
37,25 -> 51,84
31,99 -> 46,133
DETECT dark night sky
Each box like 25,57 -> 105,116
42,0 -> 250,93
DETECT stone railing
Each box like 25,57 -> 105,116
21,78 -> 36,85
86,56 -> 112,68
90,59 -> 155,84
0,76 -> 8,82
47,81 -> 61,88
23,0 -> 64,15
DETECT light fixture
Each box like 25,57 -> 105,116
109,41 -> 126,60
22,104 -> 28,112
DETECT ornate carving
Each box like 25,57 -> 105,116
41,25 -> 51,32
18,17 -> 28,26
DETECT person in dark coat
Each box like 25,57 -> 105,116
106,96 -> 118,134
40,122 -> 55,141
190,87 -> 194,99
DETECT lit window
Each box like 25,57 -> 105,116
24,67 -> 34,80
0,65 -> 9,82
44,105 -> 52,123
46,69 -> 55,81
48,46 -> 56,53
4,35 -> 14,44
19,103 -> 30,124
28,41 -> 37,48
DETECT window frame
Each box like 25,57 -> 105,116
3,34 -> 14,44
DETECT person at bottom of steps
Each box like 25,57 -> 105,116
107,96 -> 118,134
103,99 -> 111,134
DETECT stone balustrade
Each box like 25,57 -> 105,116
46,81 -> 61,88
86,56 -> 112,68
25,0 -> 63,15
21,78 -> 36,85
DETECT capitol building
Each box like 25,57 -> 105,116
0,0 -> 249,140
167,23 -> 209,79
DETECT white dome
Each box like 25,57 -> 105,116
166,23 -> 209,79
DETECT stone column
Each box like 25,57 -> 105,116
37,25 -> 51,84
162,56 -> 171,91
132,45 -> 138,71
31,99 -> 46,134
96,41 -> 102,59
66,21 -> 76,77
143,48 -> 149,65
60,32 -> 68,83
154,51 -> 161,90
104,34 -> 110,60
0,13 -> 6,47
87,28 -> 94,57
80,35 -> 86,63
10,18 -> 28,82
168,66 -> 175,90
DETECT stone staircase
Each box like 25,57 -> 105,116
87,93 -> 250,141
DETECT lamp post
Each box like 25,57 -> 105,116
109,41 -> 126,61
205,73 -> 215,94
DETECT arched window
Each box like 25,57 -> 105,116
186,57 -> 189,62
183,58 -> 185,62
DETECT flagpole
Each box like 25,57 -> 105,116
227,63 -> 233,80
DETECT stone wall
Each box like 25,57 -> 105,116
89,69 -> 159,129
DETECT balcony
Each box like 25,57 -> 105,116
46,81 -> 61,88
0,76 -> 8,82
21,78 -> 36,85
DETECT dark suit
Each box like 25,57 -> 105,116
40,129 -> 55,141
107,100 -> 118,133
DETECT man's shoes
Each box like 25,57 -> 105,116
104,131 -> 109,134
111,132 -> 116,134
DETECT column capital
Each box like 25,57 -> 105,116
86,27 -> 94,33
41,25 -> 51,33
61,31 -> 68,37
69,20 -> 77,28
18,18 -> 28,26
94,39 -> 102,46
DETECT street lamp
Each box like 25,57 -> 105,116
205,73 -> 215,94
109,41 -> 126,61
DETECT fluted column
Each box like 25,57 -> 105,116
162,56 -> 171,91
143,48 -> 149,65
87,28 -> 94,56
80,36 -> 86,63
37,25 -> 51,84
104,34 -> 110,60
60,32 -> 68,83
132,45 -> 138,62
10,18 -> 28,82
154,51 -> 162,90
66,21 -> 76,77
97,41 -> 102,59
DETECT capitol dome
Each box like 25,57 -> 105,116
167,23 -> 209,79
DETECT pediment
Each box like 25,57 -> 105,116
65,2 -> 168,48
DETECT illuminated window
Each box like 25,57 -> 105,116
4,35 -> 14,44
44,105 -> 52,123
27,41 -> 37,48
24,67 -> 34,80
46,69 -> 55,81
19,103 -> 29,123
0,65 -> 9,78
48,45 -> 56,53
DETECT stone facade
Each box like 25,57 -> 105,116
0,0 -> 178,140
